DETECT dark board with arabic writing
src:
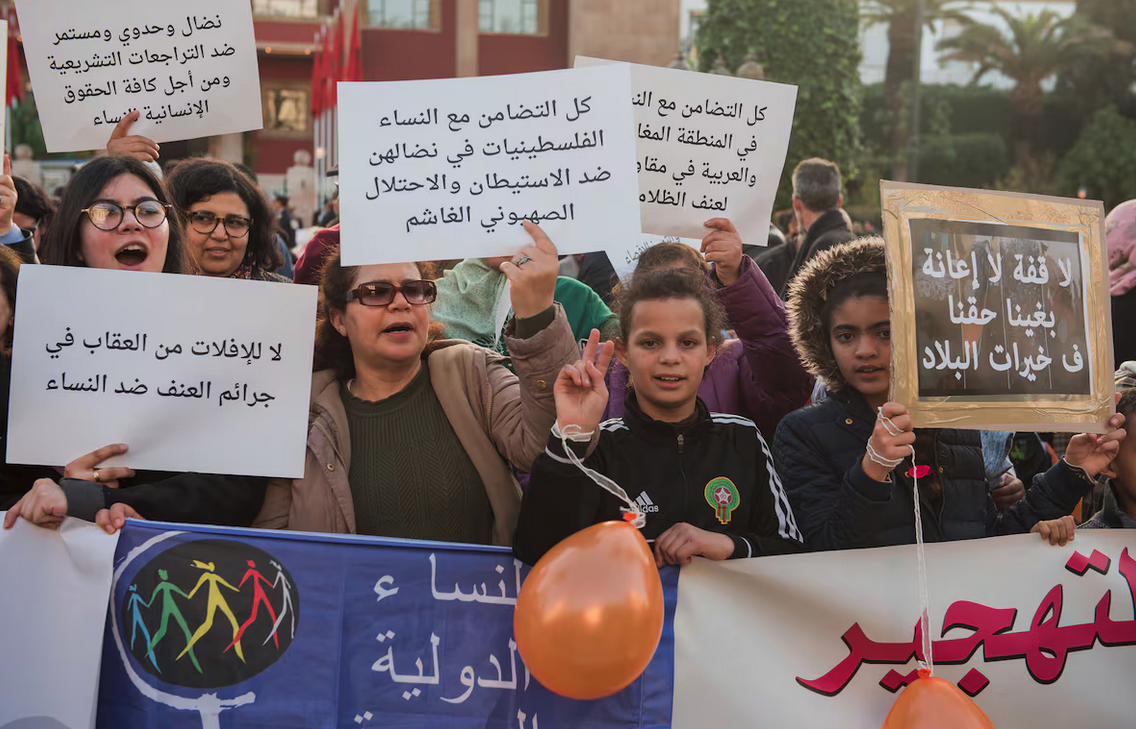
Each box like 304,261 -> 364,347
911,219 -> 1091,397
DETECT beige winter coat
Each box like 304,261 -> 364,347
253,305 -> 577,545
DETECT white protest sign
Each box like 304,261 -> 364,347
337,65 -> 640,265
6,266 -> 316,478
0,517 -> 118,729
673,532 -> 1136,729
16,0 -> 262,153
575,56 -> 796,247
607,233 -> 703,281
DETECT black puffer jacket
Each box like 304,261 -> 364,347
776,239 -> 1095,551
773,389 -> 1091,550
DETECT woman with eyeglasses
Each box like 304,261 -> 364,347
165,158 -> 287,282
4,156 -> 267,534
254,222 -> 578,545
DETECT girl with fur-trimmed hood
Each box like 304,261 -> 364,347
772,238 -> 1127,551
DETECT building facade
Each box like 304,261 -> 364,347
2,0 -> 677,195
247,0 -> 679,192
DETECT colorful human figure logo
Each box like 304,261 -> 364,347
146,568 -> 202,674
178,560 -> 245,664
225,560 -> 279,652
126,583 -> 159,672
264,559 -> 297,645
122,539 -> 299,689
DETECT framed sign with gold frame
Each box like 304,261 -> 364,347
881,180 -> 1115,433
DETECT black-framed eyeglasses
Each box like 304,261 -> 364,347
346,280 -> 437,306
187,210 -> 253,238
82,200 -> 170,231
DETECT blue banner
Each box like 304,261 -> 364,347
97,521 -> 678,729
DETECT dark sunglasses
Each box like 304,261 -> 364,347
346,280 -> 437,306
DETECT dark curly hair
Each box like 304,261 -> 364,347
312,246 -> 440,379
39,156 -> 187,272
615,267 -> 725,348
165,158 -> 282,273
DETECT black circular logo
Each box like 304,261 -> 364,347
120,539 -> 300,689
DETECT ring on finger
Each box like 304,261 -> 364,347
93,469 -> 101,483
514,255 -> 531,267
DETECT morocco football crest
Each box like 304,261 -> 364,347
704,477 -> 740,525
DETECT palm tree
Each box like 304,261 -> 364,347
862,0 -> 971,178
937,6 -> 1128,167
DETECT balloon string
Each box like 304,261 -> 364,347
556,423 -> 646,529
911,452 -> 933,675
877,408 -> 933,675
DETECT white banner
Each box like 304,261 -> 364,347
6,267 -> 316,478
16,0 -> 262,153
336,66 -> 641,265
673,532 -> 1136,728
575,57 -> 797,247
0,517 -> 119,729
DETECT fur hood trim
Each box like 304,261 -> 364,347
786,237 -> 886,392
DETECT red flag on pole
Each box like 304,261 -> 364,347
310,29 -> 323,117
330,9 -> 344,107
5,8 -> 23,106
346,4 -> 363,83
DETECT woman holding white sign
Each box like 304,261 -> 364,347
4,157 -> 268,533
254,222 -> 577,545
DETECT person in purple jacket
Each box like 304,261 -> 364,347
603,217 -> 814,439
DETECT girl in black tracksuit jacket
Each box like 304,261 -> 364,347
514,267 -> 804,565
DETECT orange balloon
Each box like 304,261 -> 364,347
882,673 -> 996,729
514,520 -> 664,700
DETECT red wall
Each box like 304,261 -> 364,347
361,0 -> 457,81
478,0 -> 569,76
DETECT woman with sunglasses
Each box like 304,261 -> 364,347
4,156 -> 267,533
254,222 -> 577,545
165,158 -> 287,282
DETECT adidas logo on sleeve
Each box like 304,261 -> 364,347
634,491 -> 660,513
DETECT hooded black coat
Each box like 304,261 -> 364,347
775,238 -> 1094,551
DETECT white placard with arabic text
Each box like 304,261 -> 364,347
6,266 -> 316,478
336,65 -> 640,265
575,56 -> 797,247
673,532 -> 1136,729
609,233 -> 703,281
16,0 -> 262,153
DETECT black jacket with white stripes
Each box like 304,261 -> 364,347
513,392 -> 805,565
